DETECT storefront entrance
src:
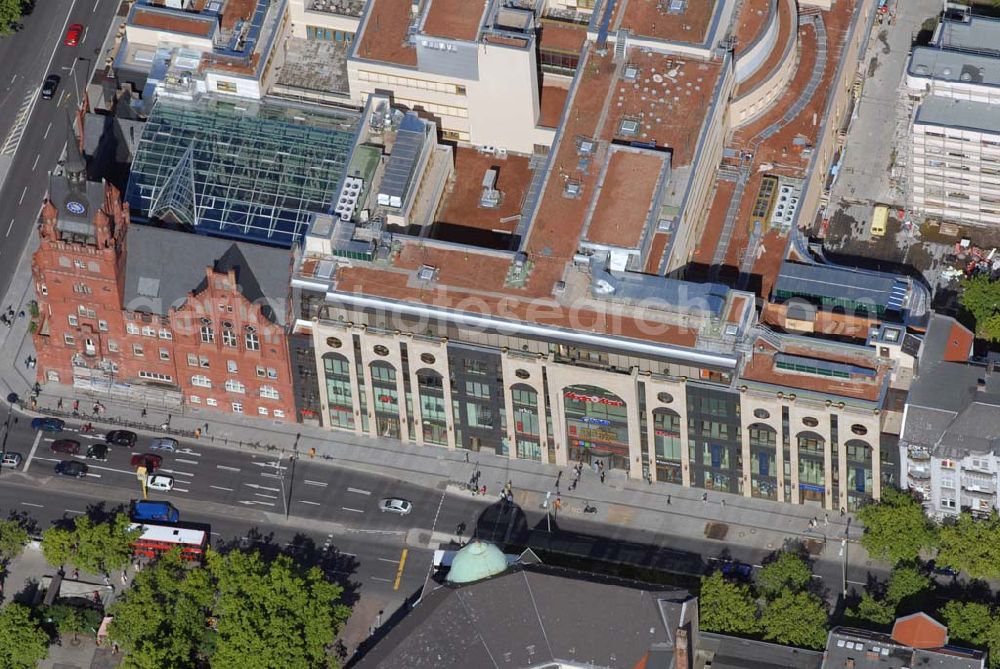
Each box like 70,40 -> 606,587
563,385 -> 630,472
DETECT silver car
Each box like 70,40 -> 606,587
149,437 -> 178,452
1,452 -> 22,468
378,498 -> 412,515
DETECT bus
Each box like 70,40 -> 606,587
130,523 -> 209,562
870,204 -> 888,237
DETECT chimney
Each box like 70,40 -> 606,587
674,628 -> 690,669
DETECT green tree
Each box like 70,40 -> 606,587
848,562 -> 931,628
0,519 -> 28,570
0,603 -> 49,669
960,275 -> 1000,341
940,601 -> 1000,669
43,604 -> 102,643
756,551 -> 812,599
0,0 -> 25,36
856,488 -> 937,564
938,511 -> 1000,580
109,551 -> 215,669
41,514 -> 140,575
40,524 -> 75,569
851,592 -> 894,627
698,572 -> 760,635
759,590 -> 829,650
209,550 -> 351,669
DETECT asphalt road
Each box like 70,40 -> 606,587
0,0 -> 121,297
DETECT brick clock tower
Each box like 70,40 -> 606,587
31,123 -> 296,421
31,127 -> 129,391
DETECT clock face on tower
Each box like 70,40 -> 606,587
66,201 -> 86,215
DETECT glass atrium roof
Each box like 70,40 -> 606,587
125,94 -> 359,248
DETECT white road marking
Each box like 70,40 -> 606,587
22,431 -> 43,473
370,577 -> 392,583
176,449 -> 201,457
92,0 -> 99,12
65,509 -> 85,514
31,153 -> 39,170
43,122 -> 51,139
43,438 -> 54,443
83,463 -> 136,476
85,472 -> 101,478
18,186 -> 26,204
299,500 -> 320,506
303,480 -> 327,487
159,468 -> 193,477
237,500 -> 275,507
21,502 -> 43,508
9,74 -> 15,84
260,472 -> 282,479
347,487 -> 371,495
254,493 -> 277,499
216,465 -> 241,472
210,485 -> 234,492
244,483 -> 280,492
342,507 -> 365,514
5,218 -> 13,237
378,557 -> 400,564
175,458 -> 199,465
173,487 -> 189,493
252,461 -> 286,470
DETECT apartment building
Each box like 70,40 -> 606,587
907,7 -> 1000,226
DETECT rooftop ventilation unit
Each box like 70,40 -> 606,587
334,176 -> 364,222
480,168 -> 501,208
417,264 -> 438,281
563,180 -> 582,198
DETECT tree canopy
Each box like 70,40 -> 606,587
848,562 -> 931,628
941,601 -> 1000,669
756,551 -> 812,599
0,0 -> 24,36
0,518 -> 29,571
856,488 -> 937,564
41,513 -> 139,575
698,572 -> 760,636
759,590 -> 829,650
960,275 -> 1000,341
937,511 -> 1000,580
110,548 -> 351,669
0,603 -> 49,669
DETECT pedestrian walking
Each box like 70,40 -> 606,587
556,471 -> 562,485
17,310 -> 24,320
465,451 -> 469,463
666,494 -> 671,505
121,572 -> 127,585
720,499 -> 726,509
141,408 -> 147,418
824,513 -> 829,526
57,398 -> 63,410
72,568 -> 79,580
702,492 -> 708,502
480,485 -> 487,496
600,471 -> 606,484
840,507 -> 846,517
30,397 -> 37,410
102,573 -> 110,586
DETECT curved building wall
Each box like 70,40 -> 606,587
734,0 -> 779,84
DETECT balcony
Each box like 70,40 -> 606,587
907,466 -> 931,481
907,446 -> 931,462
307,0 -> 363,17
961,479 -> 997,496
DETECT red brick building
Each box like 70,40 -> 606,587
31,149 -> 296,422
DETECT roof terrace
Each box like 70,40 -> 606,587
619,0 -> 717,44
421,0 -> 489,41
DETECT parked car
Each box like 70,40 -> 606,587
928,560 -> 959,577
146,474 -> 174,492
50,439 -> 81,455
378,498 -> 412,515
149,437 -> 178,452
718,560 -> 753,579
63,23 -> 83,46
106,430 -> 137,448
40,74 -> 60,100
55,460 -> 88,478
86,444 -> 109,461
130,453 -> 162,471
130,500 -> 179,523
31,417 -> 64,432
1,452 -> 22,468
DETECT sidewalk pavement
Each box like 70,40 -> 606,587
0,207 -> 868,569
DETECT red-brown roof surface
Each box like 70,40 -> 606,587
540,84 -> 569,129
691,179 -> 737,266
435,148 -> 533,234
943,319 -> 974,362
586,150 -> 665,248
221,0 -> 257,30
356,0 -> 417,66
131,9 -> 215,37
620,0 -> 716,43
735,0 -> 773,52
422,0 -> 487,41
891,613 -> 948,650
539,20 -> 588,53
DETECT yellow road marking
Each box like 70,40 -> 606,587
393,548 -> 408,591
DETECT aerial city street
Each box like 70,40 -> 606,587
0,0 -> 999,666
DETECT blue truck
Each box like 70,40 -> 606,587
130,500 -> 179,523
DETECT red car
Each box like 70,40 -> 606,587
64,23 -> 83,46
130,453 -> 162,471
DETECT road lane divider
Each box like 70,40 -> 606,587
210,485 -> 234,492
341,507 -> 364,514
22,431 -> 43,472
304,480 -> 327,487
347,487 -> 371,495
393,549 -> 409,591
217,465 -> 240,472
299,500 -> 320,506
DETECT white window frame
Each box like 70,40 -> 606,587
225,379 -> 246,394
232,402 -> 243,414
191,375 -> 212,388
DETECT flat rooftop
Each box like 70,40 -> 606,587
433,148 -> 534,236
539,19 -> 588,53
612,51 -> 722,165
131,8 -> 215,37
916,96 -> 1000,135
619,0 -> 717,43
422,0 -> 488,41
539,84 -> 569,128
584,148 -> 667,249
734,0 -> 773,52
741,339 -> 887,402
937,14 -> 1000,56
273,38 -> 351,95
908,45 -> 1000,88
355,0 -> 417,66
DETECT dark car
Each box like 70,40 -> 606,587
41,74 -> 60,100
55,460 -> 88,478
130,453 -> 162,471
50,439 -> 81,455
31,417 -> 64,432
64,23 -> 83,46
719,560 -> 753,579
928,560 -> 959,577
86,444 -> 109,461
106,430 -> 137,448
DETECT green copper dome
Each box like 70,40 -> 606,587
446,541 -> 508,584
